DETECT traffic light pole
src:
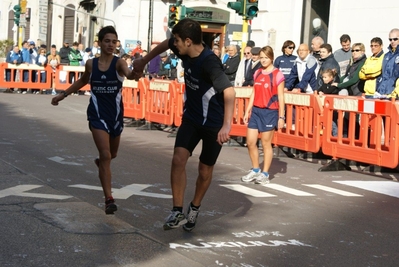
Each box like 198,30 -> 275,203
241,18 -> 248,58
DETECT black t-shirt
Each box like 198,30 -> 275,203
168,38 -> 232,127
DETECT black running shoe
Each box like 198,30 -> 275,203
183,205 -> 200,232
163,210 -> 187,230
105,197 -> 117,215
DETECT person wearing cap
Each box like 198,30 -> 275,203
82,47 -> 92,65
29,40 -> 38,86
242,47 -> 262,86
59,40 -> 71,65
274,40 -> 297,79
51,26 -> 141,215
130,40 -> 143,56
132,18 -> 235,232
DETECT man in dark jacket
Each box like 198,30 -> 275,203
59,40 -> 71,65
223,45 -> 240,85
317,43 -> 340,87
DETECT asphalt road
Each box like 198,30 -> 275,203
0,92 -> 398,267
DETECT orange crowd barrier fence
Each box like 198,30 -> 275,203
230,86 -> 253,137
321,95 -> 399,169
0,63 -> 53,90
173,82 -> 185,127
53,65 -> 90,91
273,92 -> 324,153
144,79 -> 176,126
122,78 -> 148,120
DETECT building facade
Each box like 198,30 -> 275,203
0,0 -> 398,56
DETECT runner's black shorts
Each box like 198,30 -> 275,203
175,119 -> 222,166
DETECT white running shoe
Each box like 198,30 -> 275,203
255,173 -> 270,185
241,169 -> 260,182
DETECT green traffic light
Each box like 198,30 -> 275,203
227,0 -> 243,15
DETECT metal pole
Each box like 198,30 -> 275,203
147,0 -> 154,51
49,1 -> 116,27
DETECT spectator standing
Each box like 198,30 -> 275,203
59,40 -> 71,65
158,51 -> 172,79
29,40 -> 38,91
274,40 -> 297,79
132,18 -> 235,232
20,41 -> 30,93
5,45 -> 22,92
241,46 -> 285,185
235,44 -> 254,86
317,43 -> 340,88
359,37 -> 384,98
242,47 -> 262,86
223,45 -> 240,85
116,40 -> 126,57
285,43 -> 319,93
376,28 -> 399,96
68,42 -> 83,86
69,42 -> 83,66
82,47 -> 92,65
147,44 -> 161,79
47,45 -> 61,95
316,69 -> 340,136
51,25 -> 140,215
212,45 -> 221,59
311,36 -> 324,61
332,43 -> 367,96
334,34 -> 352,77
36,47 -> 48,93
91,40 -> 101,56
130,40 -> 143,56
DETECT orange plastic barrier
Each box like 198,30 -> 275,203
230,86 -> 253,137
321,95 -> 399,168
53,65 -> 90,91
0,63 -> 52,89
122,78 -> 148,120
145,79 -> 176,126
173,82 -> 185,127
273,92 -> 324,152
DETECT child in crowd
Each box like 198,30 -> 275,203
317,69 -> 339,136
317,69 -> 339,95
36,48 -> 48,94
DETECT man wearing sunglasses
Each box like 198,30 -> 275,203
376,28 -> 399,96
359,37 -> 384,98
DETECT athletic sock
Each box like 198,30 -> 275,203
190,202 -> 200,210
172,206 -> 183,213
252,168 -> 260,172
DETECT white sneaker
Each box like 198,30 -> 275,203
241,169 -> 260,182
255,173 -> 270,185
84,91 -> 91,96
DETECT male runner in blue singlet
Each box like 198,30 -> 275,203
51,26 -> 141,214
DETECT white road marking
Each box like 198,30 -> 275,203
334,180 -> 399,199
48,156 -> 83,166
303,184 -> 363,197
220,184 -> 276,197
261,184 -> 315,196
0,185 -> 72,199
69,184 -> 172,199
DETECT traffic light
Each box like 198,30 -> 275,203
245,0 -> 259,19
227,0 -> 244,16
13,5 -> 21,26
179,5 -> 195,20
168,5 -> 178,28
